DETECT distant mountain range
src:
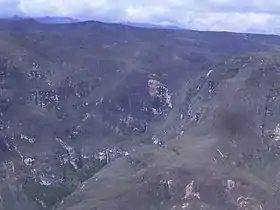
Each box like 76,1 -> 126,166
4,15 -> 79,24
34,16 -> 80,24
1,15 -> 185,29
121,21 -> 184,30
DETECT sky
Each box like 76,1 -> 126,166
1,0 -> 280,34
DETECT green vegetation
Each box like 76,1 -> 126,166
22,178 -> 75,208
22,160 -> 107,208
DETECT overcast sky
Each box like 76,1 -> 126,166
1,0 -> 280,34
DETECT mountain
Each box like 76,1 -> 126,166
34,16 -> 79,24
0,16 -> 79,24
8,15 -> 23,20
0,15 -> 183,29
121,21 -> 184,30
1,19 -> 280,210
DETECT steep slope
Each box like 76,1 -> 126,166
59,53 -> 280,210
1,19 -> 280,209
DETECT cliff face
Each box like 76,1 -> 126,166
1,19 -> 280,209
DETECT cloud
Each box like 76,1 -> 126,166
0,0 -> 21,17
0,0 -> 280,34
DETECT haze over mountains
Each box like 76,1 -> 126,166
1,17 -> 280,210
